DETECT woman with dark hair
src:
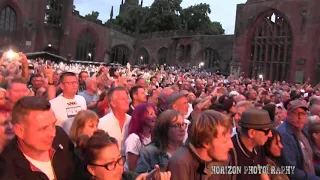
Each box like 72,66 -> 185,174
136,109 -> 186,173
78,130 -> 171,180
263,104 -> 284,128
124,103 -> 157,171
264,129 -> 289,180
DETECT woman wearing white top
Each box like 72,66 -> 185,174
124,103 -> 157,172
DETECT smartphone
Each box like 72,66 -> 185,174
145,168 -> 161,180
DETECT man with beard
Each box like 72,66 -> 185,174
232,109 -> 273,180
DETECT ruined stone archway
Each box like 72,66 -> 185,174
249,10 -> 293,81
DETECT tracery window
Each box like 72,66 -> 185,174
44,0 -> 63,26
111,45 -> 131,65
76,30 -> 96,61
249,11 -> 292,81
204,48 -> 220,69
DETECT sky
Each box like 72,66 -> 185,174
74,0 -> 247,35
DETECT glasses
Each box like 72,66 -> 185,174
89,157 -> 125,171
170,123 -> 188,130
63,81 -> 78,85
254,129 -> 271,135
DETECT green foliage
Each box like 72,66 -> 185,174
84,11 -> 100,21
113,0 -> 224,35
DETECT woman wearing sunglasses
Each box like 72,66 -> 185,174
78,130 -> 170,180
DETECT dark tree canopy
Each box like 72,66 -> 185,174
113,0 -> 224,35
84,11 -> 100,21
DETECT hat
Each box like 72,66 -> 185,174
238,109 -> 274,129
168,92 -> 188,105
288,99 -> 308,112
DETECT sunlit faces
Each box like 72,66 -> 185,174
234,106 -> 247,126
205,125 -> 233,161
143,107 -> 157,128
7,82 -> 29,104
60,76 -> 79,95
168,115 -> 186,143
80,119 -> 98,137
269,135 -> 283,157
87,144 -> 123,180
0,112 -> 13,148
110,90 -> 129,113
0,91 -> 6,106
172,96 -> 189,116
135,88 -> 147,103
14,110 -> 57,152
288,108 -> 307,130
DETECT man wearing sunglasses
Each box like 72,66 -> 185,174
232,108 -> 273,180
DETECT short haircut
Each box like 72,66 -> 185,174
106,86 -> 127,102
79,71 -> 88,79
150,76 -> 156,81
30,74 -> 42,81
129,85 -> 143,100
12,96 -> 51,124
189,110 -> 232,148
8,77 -> 27,89
136,78 -> 144,84
59,72 -> 76,83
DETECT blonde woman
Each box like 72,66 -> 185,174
69,110 -> 99,144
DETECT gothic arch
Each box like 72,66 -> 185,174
157,47 -> 168,65
248,9 -> 293,82
0,5 -> 20,49
135,47 -> 150,65
111,44 -> 131,65
75,29 -> 97,61
203,48 -> 220,69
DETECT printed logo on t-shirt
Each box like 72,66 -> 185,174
66,106 -> 82,118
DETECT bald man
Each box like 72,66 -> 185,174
79,78 -> 99,110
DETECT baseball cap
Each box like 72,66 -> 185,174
287,99 -> 308,112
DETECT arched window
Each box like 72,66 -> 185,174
157,47 -> 168,65
136,48 -> 149,65
111,45 -> 131,65
76,30 -> 96,61
204,48 -> 220,69
0,6 -> 17,33
44,0 -> 63,26
178,44 -> 192,63
249,11 -> 292,81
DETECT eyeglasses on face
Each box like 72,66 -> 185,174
89,157 -> 125,171
254,128 -> 271,135
170,123 -> 188,130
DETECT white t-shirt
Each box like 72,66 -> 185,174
98,111 -> 131,156
24,154 -> 55,180
50,95 -> 87,134
124,133 -> 151,171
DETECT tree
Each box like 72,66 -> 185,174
84,11 -> 100,22
113,0 -> 225,35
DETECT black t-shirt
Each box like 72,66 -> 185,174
232,134 -> 267,180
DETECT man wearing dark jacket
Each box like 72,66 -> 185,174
166,110 -> 234,180
0,96 -> 83,180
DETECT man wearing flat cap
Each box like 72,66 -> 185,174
231,108 -> 273,180
277,99 -> 320,179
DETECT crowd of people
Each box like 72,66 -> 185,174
0,52 -> 319,180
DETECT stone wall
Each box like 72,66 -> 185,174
233,0 -> 320,84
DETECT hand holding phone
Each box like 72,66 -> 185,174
136,165 -> 171,180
